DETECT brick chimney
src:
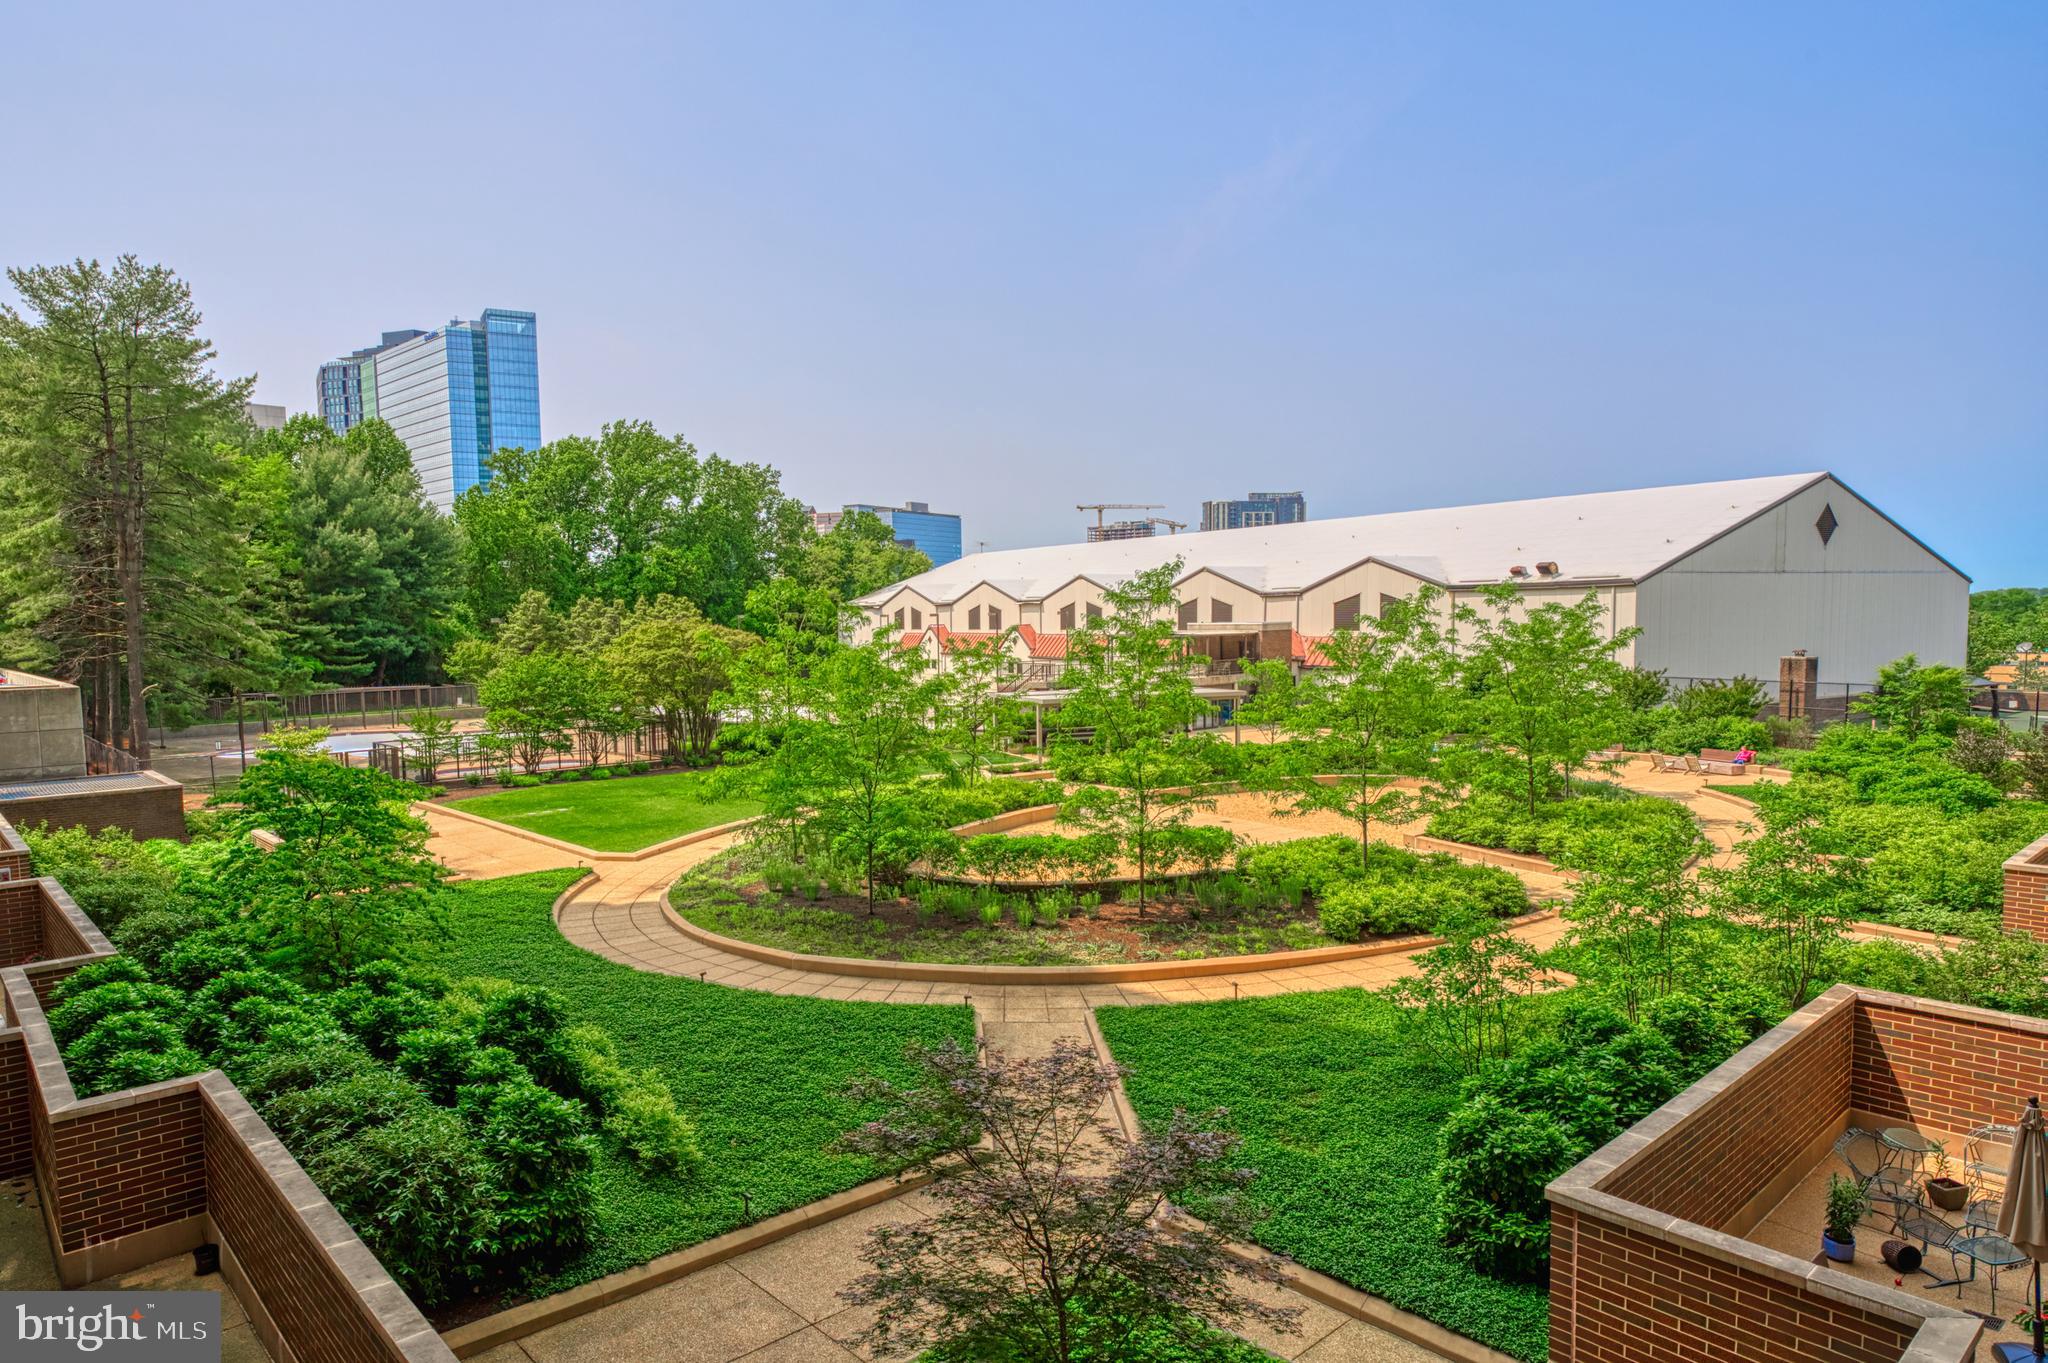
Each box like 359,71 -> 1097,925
1779,652 -> 1818,719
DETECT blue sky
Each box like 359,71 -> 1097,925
4,2 -> 2043,584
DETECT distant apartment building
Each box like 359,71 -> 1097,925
1201,490 -> 1307,532
315,309 -> 541,511
835,501 -> 963,565
244,402 -> 287,432
1088,519 -> 1158,543
810,508 -> 844,535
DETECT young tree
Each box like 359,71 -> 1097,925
1388,908 -> 1541,1072
932,637 -> 1022,782
1258,587 -> 1458,868
0,257 -> 252,758
214,728 -> 446,984
1713,788 -> 1860,1010
605,595 -> 755,763
478,652 -> 583,773
1051,562 -> 1215,911
1461,585 -> 1640,813
1852,653 -> 1974,739
839,1038 -> 1300,1363
1558,818 -> 1709,1021
716,582 -> 848,862
401,709 -> 459,785
806,637 -> 941,908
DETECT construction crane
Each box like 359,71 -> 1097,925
1144,516 -> 1187,535
1077,502 -> 1165,532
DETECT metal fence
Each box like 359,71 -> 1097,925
200,685 -> 479,729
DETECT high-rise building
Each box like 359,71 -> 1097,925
1201,490 -> 1307,532
244,402 -> 288,432
842,501 -> 963,565
1087,520 -> 1157,543
314,310 -> 540,511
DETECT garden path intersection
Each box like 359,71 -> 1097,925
418,760 -> 1779,1363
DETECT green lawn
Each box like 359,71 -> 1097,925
452,770 -> 762,851
433,870 -> 973,1296
1097,991 -> 1551,1362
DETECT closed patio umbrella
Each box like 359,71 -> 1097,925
1996,1097 -> 2048,1362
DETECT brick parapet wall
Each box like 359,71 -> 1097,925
0,820 -> 29,881
1596,992 -> 1852,1229
2002,831 -> 2048,943
1548,987 -> 1984,1363
0,815 -> 454,1363
1851,987 -> 2048,1137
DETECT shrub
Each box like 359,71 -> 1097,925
110,908 -> 208,975
156,931 -> 257,993
328,965 -> 439,1059
187,969 -> 310,1056
20,826 -> 181,934
264,1068 -> 431,1148
1438,1092 -> 1580,1282
97,1046 -> 207,1090
46,982 -> 189,1049
396,1028 -> 476,1106
604,1080 -> 704,1176
238,1037 -> 379,1106
473,1077 -> 596,1259
69,1014 -> 195,1094
303,1106 -> 501,1306
49,954 -> 150,1005
1236,835 -> 1364,900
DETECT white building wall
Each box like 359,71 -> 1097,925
373,331 -> 458,510
1633,476 -> 1967,685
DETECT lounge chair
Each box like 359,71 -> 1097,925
1650,752 -> 1688,773
1681,754 -> 1706,775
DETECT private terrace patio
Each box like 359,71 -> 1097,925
1546,986 -> 2048,1363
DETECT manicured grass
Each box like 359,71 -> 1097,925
452,769 -> 762,851
1097,990 -> 1551,1362
432,870 -> 973,1296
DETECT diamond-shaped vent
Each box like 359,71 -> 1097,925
1815,504 -> 1838,546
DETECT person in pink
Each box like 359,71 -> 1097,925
1735,746 -> 1757,765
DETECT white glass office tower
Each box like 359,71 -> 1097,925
315,310 -> 540,511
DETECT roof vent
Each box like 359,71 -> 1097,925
1535,561 -> 1560,576
1508,564 -> 1529,577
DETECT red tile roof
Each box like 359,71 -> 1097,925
1015,624 -> 1069,659
1292,632 -> 1336,667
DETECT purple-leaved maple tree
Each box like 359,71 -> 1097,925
838,1037 -> 1301,1362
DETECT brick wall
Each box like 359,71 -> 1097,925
1598,993 -> 1852,1228
203,1091 -> 436,1362
0,1029 -> 28,1179
43,1087 -> 208,1251
1852,990 -> 2048,1137
1547,987 -> 1982,1363
2003,832 -> 2048,943
0,779 -> 187,842
0,821 -> 29,881
1548,1203 -> 1920,1363
0,880 -> 41,963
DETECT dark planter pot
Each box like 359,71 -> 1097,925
1821,1230 -> 1856,1263
1927,1177 -> 1968,1212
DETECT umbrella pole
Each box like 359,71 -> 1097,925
2036,1260 -> 2043,1362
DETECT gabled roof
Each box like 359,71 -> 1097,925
1012,625 -> 1070,660
858,473 -> 1853,607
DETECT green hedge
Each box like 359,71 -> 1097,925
1426,791 -> 1695,868
1234,835 -> 1528,940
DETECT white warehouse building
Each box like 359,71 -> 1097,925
853,472 -> 1968,689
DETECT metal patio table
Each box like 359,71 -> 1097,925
1928,1231 -> 2031,1312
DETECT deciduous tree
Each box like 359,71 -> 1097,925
839,1038 -> 1300,1363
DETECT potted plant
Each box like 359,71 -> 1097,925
1823,1173 -> 1868,1262
1925,1140 -> 1968,1212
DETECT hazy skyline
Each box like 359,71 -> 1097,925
3,2 -> 2042,584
